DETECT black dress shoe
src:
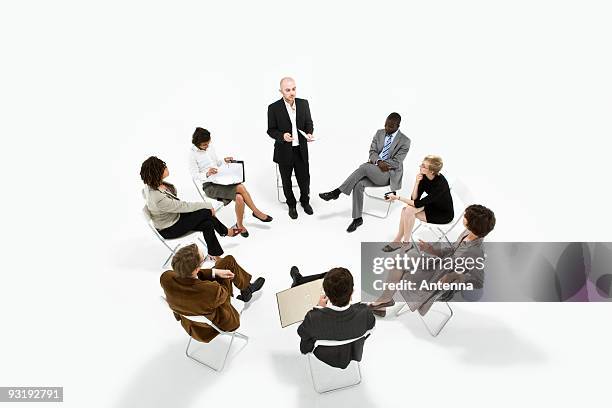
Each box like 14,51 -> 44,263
237,277 -> 266,302
382,244 -> 401,252
252,212 -> 273,222
346,217 -> 363,233
319,190 -> 340,201
288,206 -> 298,219
290,266 -> 303,287
301,202 -> 314,215
367,300 -> 396,310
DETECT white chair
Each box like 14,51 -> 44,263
275,164 -> 299,203
141,188 -> 207,268
191,177 -> 226,213
411,178 -> 473,244
161,296 -> 249,372
142,206 -> 207,268
306,330 -> 373,393
363,185 -> 394,218
396,295 -> 454,337
395,248 -> 488,337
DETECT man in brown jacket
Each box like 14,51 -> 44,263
160,244 -> 265,343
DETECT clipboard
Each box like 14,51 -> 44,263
276,279 -> 324,328
206,160 -> 245,185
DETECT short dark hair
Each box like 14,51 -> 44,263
171,244 -> 201,278
140,156 -> 166,188
192,127 -> 211,146
323,267 -> 353,307
464,204 -> 496,238
387,112 -> 401,124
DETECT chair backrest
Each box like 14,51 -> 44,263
192,177 -> 224,211
141,187 -> 153,223
160,295 -> 225,334
427,175 -> 468,231
142,205 -> 153,223
313,329 -> 374,349
191,177 -> 207,201
447,177 -> 474,209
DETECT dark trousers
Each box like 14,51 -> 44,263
293,272 -> 327,288
158,208 -> 228,256
278,146 -> 310,207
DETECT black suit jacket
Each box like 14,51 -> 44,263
267,98 -> 314,165
297,303 -> 375,369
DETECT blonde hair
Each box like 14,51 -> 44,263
424,155 -> 443,175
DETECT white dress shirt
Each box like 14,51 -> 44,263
315,302 -> 352,311
189,144 -> 224,183
284,98 -> 299,146
327,302 -> 351,311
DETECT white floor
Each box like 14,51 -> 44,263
2,1 -> 612,407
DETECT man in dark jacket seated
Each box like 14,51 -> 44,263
293,267 -> 375,369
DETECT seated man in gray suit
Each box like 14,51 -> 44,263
319,112 -> 411,232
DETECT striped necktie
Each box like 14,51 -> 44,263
381,134 -> 393,160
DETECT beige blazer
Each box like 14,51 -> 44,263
144,184 -> 212,230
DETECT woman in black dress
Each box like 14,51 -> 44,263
383,155 -> 454,251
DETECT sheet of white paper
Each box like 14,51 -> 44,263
207,162 -> 244,185
298,129 -> 317,141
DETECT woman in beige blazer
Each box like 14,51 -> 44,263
141,156 -> 238,259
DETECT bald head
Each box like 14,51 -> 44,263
280,77 -> 295,89
279,77 -> 297,105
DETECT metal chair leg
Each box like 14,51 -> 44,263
185,331 -> 249,372
276,166 -> 299,204
395,303 -> 410,316
363,190 -> 392,219
162,243 -> 181,268
276,174 -> 286,203
307,356 -> 363,394
185,336 -> 223,371
419,302 -> 453,337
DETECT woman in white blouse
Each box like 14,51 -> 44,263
189,127 -> 272,238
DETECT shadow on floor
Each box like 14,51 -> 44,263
385,303 -> 549,366
269,352 -> 380,408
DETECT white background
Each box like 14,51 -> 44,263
1,1 -> 611,407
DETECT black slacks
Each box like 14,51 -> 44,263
293,272 -> 327,288
158,208 -> 228,256
278,146 -> 310,207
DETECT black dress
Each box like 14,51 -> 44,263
413,174 -> 454,224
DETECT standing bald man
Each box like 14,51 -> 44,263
267,77 -> 314,219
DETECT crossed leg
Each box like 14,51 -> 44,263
234,184 -> 269,229
392,205 -> 426,243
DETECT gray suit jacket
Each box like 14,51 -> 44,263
367,129 -> 411,191
400,230 -> 485,315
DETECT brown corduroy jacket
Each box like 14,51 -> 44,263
160,269 -> 240,343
